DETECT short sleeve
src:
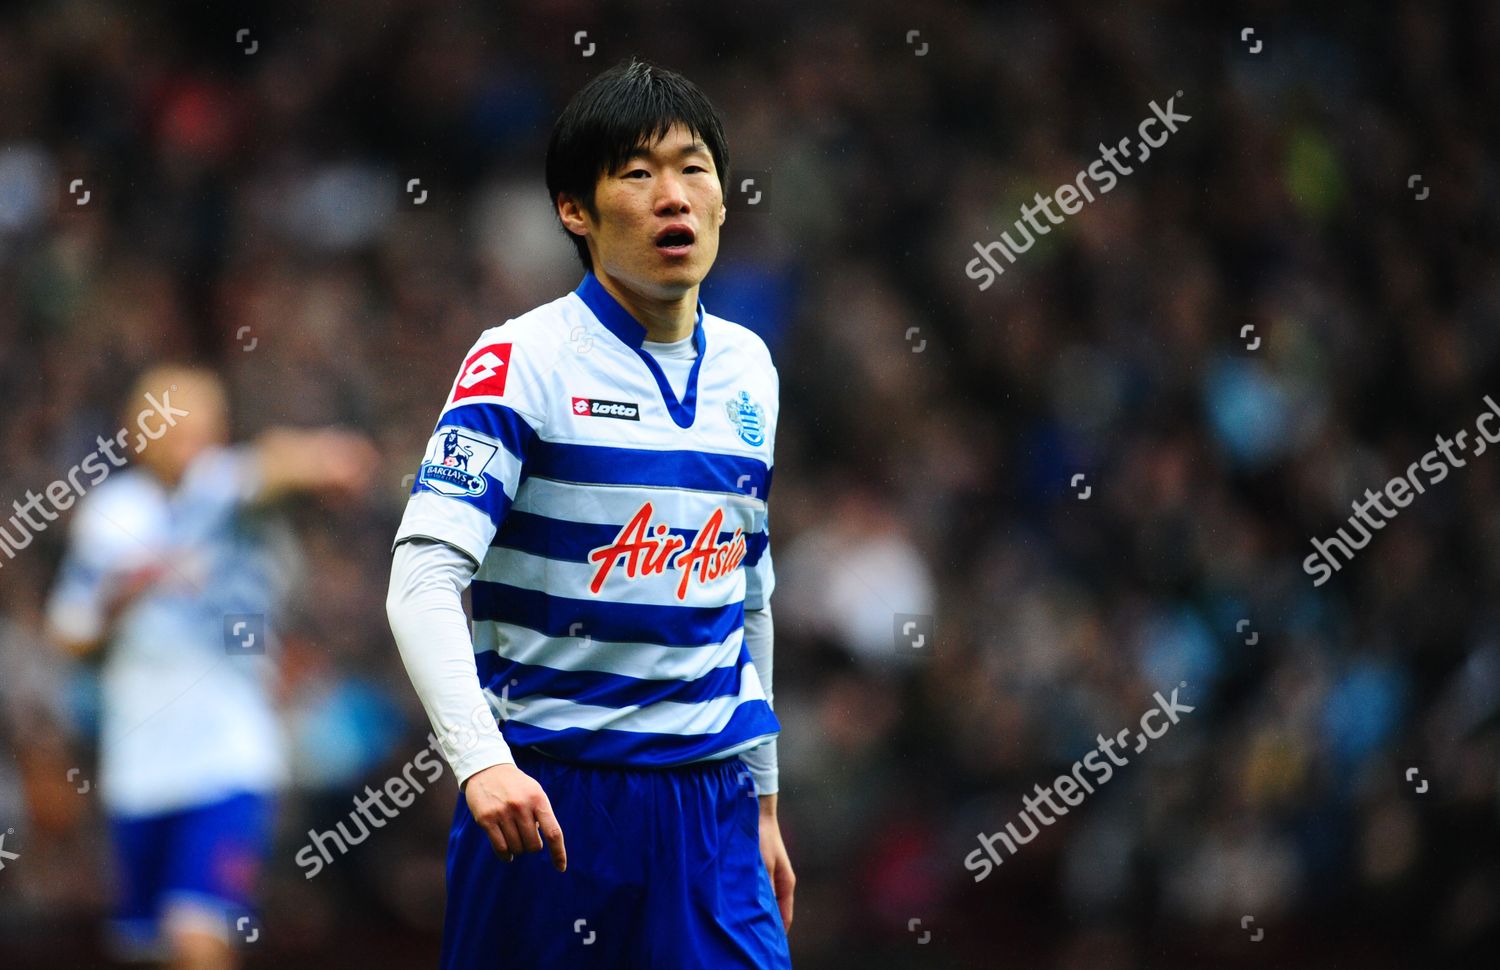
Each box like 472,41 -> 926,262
44,481 -> 159,645
393,328 -> 546,566
743,360 -> 778,611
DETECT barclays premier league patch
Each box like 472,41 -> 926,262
418,427 -> 498,497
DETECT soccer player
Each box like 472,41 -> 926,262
385,58 -> 794,967
45,365 -> 376,970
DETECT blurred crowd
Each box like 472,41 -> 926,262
3,1 -> 1499,967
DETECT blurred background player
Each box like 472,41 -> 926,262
44,364 -> 377,970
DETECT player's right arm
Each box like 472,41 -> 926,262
44,483 -> 157,657
385,325 -> 566,871
250,427 -> 378,502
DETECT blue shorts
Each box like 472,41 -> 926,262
441,747 -> 792,969
109,791 -> 274,956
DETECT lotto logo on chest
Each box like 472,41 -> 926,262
588,501 -> 747,600
571,396 -> 641,420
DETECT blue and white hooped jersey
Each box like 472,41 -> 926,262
394,271 -> 780,768
45,447 -> 292,816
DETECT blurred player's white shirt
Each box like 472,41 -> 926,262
46,446 -> 292,816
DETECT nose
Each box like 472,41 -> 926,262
653,171 -> 690,216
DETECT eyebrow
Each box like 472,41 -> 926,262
622,141 -> 711,164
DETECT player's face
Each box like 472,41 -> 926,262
577,123 -> 726,300
134,370 -> 228,484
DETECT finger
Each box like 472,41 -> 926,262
494,814 -> 526,860
479,818 -> 511,860
519,808 -> 546,855
537,806 -> 568,872
775,867 -> 795,931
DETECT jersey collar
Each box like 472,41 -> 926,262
574,271 -> 707,429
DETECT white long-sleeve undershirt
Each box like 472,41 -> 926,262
386,539 -> 514,786
386,537 -> 780,794
737,605 -> 779,795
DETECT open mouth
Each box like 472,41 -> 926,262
654,225 -> 695,256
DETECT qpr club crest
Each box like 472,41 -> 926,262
725,390 -> 765,446
418,427 -> 498,497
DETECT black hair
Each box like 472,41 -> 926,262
545,57 -> 730,274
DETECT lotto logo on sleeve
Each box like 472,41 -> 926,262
452,343 -> 513,402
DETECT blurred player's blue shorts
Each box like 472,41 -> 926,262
109,791 -> 274,959
441,746 -> 792,969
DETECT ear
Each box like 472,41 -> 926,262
557,194 -> 591,238
718,202 -> 727,227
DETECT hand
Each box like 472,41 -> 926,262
254,428 -> 380,500
103,560 -> 172,623
307,430 -> 380,496
758,795 -> 795,933
463,763 -> 567,872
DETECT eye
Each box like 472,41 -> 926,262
685,165 -> 707,173
623,169 -> 650,179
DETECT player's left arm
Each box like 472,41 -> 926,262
740,355 -> 794,931
748,606 -> 795,933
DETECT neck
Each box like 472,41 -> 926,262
149,464 -> 185,490
594,269 -> 698,342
